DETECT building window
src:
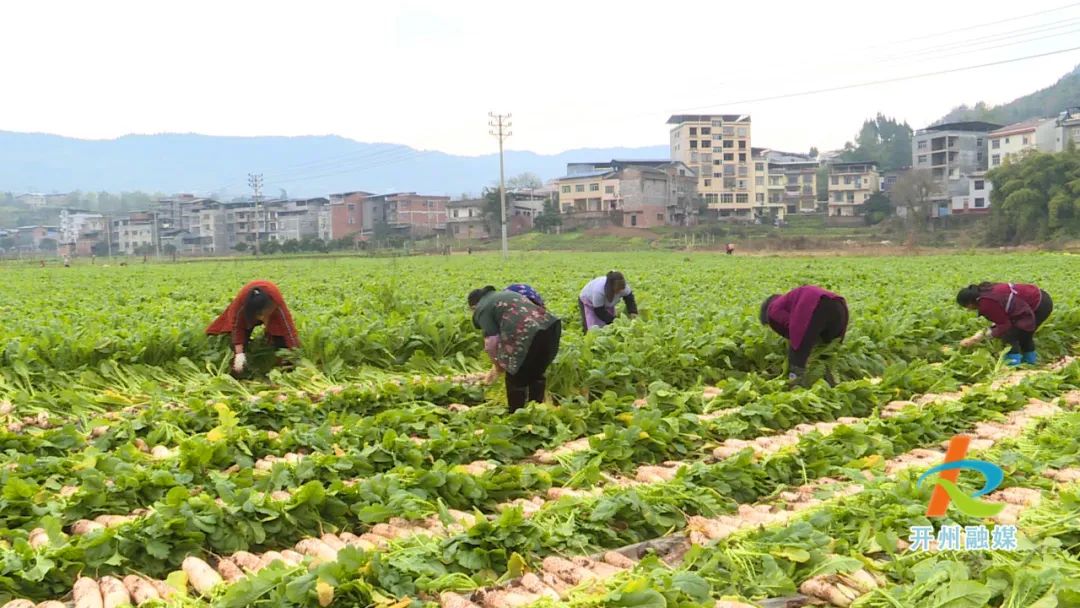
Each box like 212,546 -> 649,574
738,141 -> 746,149
991,154 -> 1000,165
844,176 -> 853,184
690,141 -> 698,149
737,127 -> 747,137
976,138 -> 983,147
755,193 -> 764,203
701,127 -> 711,135
918,154 -> 928,164
991,139 -> 1000,149
704,179 -> 712,187
702,140 -> 711,148
713,172 -> 721,178
575,184 -> 585,192
974,197 -> 985,208
657,213 -> 664,221
689,127 -> 697,136
736,193 -> 748,203
804,174 -> 814,184
724,165 -> 735,176
711,120 -> 722,127
738,166 -> 748,177
701,153 -> 712,163
1022,136 -> 1030,145
723,140 -> 734,148
713,160 -> 721,166
755,176 -> 765,186
721,193 -> 734,203
723,127 -> 735,136
918,140 -> 927,150
738,153 -> 747,162
831,175 -> 839,185
1004,137 -> 1010,144
724,153 -> 734,161
589,183 -> 600,192
561,185 -> 571,193
605,185 -> 614,194
755,162 -> 764,171
974,180 -> 984,190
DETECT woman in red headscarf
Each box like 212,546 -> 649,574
206,281 -> 299,374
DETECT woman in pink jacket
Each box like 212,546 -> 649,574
760,285 -> 848,386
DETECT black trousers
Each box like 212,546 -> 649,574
788,298 -> 847,370
506,319 -> 562,412
1000,290 -> 1053,354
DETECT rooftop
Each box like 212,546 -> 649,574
667,114 -> 749,125
989,117 -> 1050,137
830,160 -> 879,168
919,121 -> 1002,134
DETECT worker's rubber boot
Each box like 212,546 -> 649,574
1004,353 -> 1023,367
787,366 -> 809,388
506,386 -> 529,414
1022,351 -> 1038,365
528,378 -> 547,405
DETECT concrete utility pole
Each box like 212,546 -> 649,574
248,173 -> 264,256
489,112 -> 512,258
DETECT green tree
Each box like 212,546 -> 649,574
840,114 -> 913,171
890,169 -> 939,234
862,193 -> 893,225
38,238 -> 58,252
534,198 -> 563,232
507,172 -> 543,191
816,167 -> 829,202
233,242 -> 249,253
985,147 -> 1080,245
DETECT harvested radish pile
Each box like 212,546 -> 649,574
3,254 -> 1080,607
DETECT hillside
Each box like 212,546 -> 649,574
936,63 -> 1080,126
0,131 -> 667,198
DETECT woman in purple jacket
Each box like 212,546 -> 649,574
759,285 -> 849,386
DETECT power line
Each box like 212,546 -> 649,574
864,1 -> 1080,49
673,44 -> 1080,114
875,17 -> 1080,65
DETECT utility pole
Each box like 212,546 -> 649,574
248,173 -> 263,256
489,112 -> 511,258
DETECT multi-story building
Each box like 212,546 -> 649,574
327,191 -> 372,240
987,118 -> 1059,168
275,198 -> 328,242
59,209 -> 105,245
826,161 -> 881,217
360,193 -> 449,239
881,168 -> 909,194
16,193 -> 68,209
912,121 -> 999,217
110,213 -> 157,255
447,199 -> 489,239
949,171 -> 992,215
764,151 -> 818,214
668,114 -> 753,217
1056,107 -> 1080,150
556,160 -> 698,228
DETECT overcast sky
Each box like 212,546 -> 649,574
2,0 -> 1079,158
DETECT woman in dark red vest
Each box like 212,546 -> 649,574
206,281 -> 299,375
956,282 -> 1052,366
760,285 -> 848,386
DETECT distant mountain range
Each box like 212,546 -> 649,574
0,131 -> 668,198
3,64 -> 1078,198
935,63 -> 1080,126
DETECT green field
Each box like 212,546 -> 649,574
3,251 -> 1080,607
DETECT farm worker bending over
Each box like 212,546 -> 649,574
505,283 -> 545,308
206,280 -> 299,375
579,271 -> 638,333
956,282 -> 1053,366
760,285 -> 848,387
468,286 -> 562,413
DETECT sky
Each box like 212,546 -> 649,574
2,0 -> 1079,158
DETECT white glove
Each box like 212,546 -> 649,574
232,352 -> 247,373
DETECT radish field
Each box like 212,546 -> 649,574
3,251 -> 1080,608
